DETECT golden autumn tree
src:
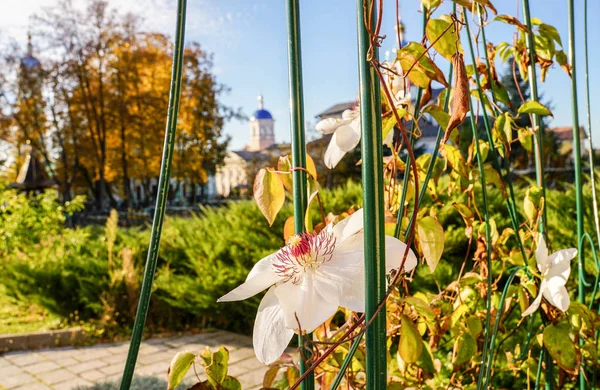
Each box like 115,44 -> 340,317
0,0 -> 233,209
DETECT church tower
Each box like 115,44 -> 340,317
249,95 -> 274,151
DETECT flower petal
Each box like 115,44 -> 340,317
546,248 -> 577,283
522,279 -> 547,317
331,209 -> 364,243
315,232 -> 366,312
535,235 -> 549,271
384,235 -> 418,273
253,287 -> 295,364
274,274 -> 339,333
324,132 -> 347,169
543,281 -> 570,312
316,118 -> 342,135
335,123 -> 361,153
342,109 -> 358,121
218,253 -> 281,302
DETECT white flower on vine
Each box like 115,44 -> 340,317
218,209 -> 418,364
315,107 -> 361,169
522,236 -> 577,316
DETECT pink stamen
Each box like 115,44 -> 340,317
273,230 -> 336,284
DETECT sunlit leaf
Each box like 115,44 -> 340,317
167,351 -> 195,390
517,101 -> 553,117
421,0 -> 442,10
423,105 -> 450,130
200,346 -> 229,385
453,332 -> 477,370
426,15 -> 463,61
283,216 -> 295,242
441,144 -> 469,178
543,322 -> 580,375
400,315 -> 423,363
416,216 -> 445,273
277,156 -> 293,192
254,168 -> 285,226
306,153 -> 317,180
397,42 -> 449,89
494,14 -> 529,32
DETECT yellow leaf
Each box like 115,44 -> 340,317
254,168 -> 285,226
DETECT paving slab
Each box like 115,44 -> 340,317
0,330 -> 274,389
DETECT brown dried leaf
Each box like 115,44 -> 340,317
443,53 -> 470,144
420,82 -> 433,109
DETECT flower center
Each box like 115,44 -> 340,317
273,230 -> 336,284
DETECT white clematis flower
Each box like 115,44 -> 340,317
521,236 -> 577,316
218,209 -> 418,364
315,108 -> 361,169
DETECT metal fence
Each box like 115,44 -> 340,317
116,0 -> 598,389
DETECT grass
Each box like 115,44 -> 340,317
0,285 -> 63,335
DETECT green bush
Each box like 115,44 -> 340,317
0,179 -> 596,336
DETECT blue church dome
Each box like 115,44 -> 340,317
253,109 -> 273,120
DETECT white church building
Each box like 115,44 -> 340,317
207,95 -> 277,198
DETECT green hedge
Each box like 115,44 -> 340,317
0,178 -> 596,335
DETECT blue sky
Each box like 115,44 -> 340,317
3,0 -> 599,150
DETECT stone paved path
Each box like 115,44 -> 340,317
0,330 -> 267,390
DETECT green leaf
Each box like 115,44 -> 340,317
421,0 -> 442,10
518,128 -> 533,152
467,315 -> 483,337
200,346 -> 230,386
543,322 -> 580,375
539,23 -> 562,47
452,332 -> 477,370
404,296 -> 437,322
423,104 -> 450,130
483,165 -> 506,198
167,351 -> 196,390
517,101 -> 553,117
416,216 -> 445,273
426,16 -> 463,61
400,315 -> 424,363
415,341 -> 436,374
221,376 -> 242,390
254,168 -> 285,226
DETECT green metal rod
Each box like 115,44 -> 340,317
567,1 -> 586,388
330,333 -> 364,390
522,0 -> 547,236
357,0 -> 386,388
285,1 -> 311,388
567,0 -> 586,314
483,267 -> 522,388
582,0 -> 600,252
466,91 -> 493,390
119,1 -> 187,388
